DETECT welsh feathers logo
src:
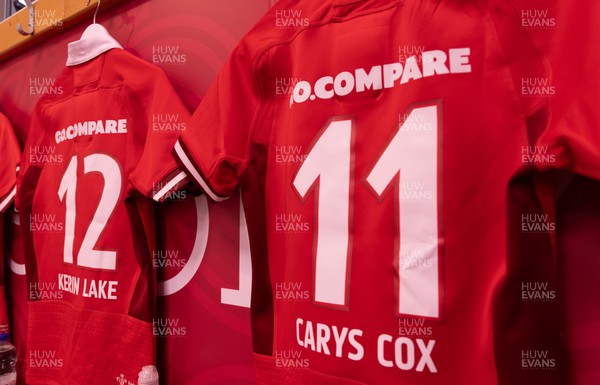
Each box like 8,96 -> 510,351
115,374 -> 135,385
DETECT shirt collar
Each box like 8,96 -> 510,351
67,23 -> 122,66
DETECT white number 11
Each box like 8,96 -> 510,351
293,103 -> 441,318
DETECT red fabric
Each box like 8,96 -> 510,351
0,113 -> 21,378
27,301 -> 153,385
556,177 -> 600,385
168,1 -> 552,384
5,211 -> 28,385
513,1 -> 600,384
0,113 -> 20,213
17,49 -> 190,384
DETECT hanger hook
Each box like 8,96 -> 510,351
16,0 -> 35,36
86,0 -> 101,24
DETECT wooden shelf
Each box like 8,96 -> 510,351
0,0 -> 126,63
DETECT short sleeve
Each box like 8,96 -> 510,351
128,70 -> 192,198
489,0 -> 551,118
16,102 -> 50,214
535,98 -> 600,180
509,0 -> 600,179
0,113 -> 21,212
172,40 -> 263,203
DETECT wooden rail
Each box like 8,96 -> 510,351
0,0 -> 126,63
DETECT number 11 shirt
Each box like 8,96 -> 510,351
146,0 -> 553,384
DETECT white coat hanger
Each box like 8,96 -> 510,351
66,0 -> 123,66
89,0 -> 101,24
81,0 -> 108,39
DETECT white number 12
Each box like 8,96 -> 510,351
58,154 -> 122,271
293,104 -> 441,318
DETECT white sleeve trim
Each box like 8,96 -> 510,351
152,171 -> 187,202
174,140 -> 229,202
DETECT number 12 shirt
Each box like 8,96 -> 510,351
17,46 -> 190,385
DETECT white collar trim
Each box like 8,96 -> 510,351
67,24 -> 122,66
